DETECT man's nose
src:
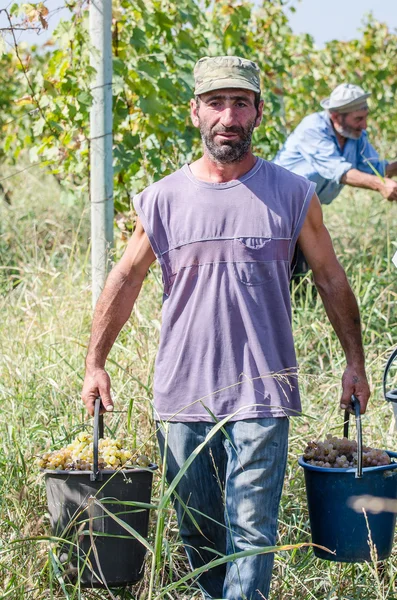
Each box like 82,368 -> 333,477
220,107 -> 236,127
360,117 -> 367,130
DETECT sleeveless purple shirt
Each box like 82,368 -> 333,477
133,158 -> 315,422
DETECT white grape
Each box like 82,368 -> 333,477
303,437 -> 390,468
37,433 -> 151,471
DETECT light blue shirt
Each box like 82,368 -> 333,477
273,111 -> 388,205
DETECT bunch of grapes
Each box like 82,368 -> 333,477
37,431 -> 151,471
303,435 -> 391,469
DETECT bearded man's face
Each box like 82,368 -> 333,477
332,109 -> 368,140
192,89 -> 261,163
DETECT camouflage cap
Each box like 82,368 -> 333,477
194,56 -> 261,96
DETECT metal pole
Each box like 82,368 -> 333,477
89,0 -> 113,308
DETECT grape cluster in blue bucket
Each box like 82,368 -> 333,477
303,435 -> 391,469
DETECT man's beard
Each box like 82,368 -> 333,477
198,118 -> 256,163
334,118 -> 362,140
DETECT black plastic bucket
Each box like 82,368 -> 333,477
44,399 -> 157,588
299,396 -> 397,562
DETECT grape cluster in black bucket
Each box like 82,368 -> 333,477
36,432 -> 151,471
303,435 -> 391,468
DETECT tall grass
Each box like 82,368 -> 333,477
0,165 -> 396,599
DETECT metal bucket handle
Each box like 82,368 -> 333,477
383,347 -> 397,403
343,394 -> 363,479
91,397 -> 104,482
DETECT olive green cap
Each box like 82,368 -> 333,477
194,56 -> 261,96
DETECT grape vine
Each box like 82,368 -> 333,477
1,1 -> 396,211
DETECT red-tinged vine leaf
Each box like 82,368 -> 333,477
38,14 -> 49,30
20,2 -> 49,28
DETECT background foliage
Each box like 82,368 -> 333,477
1,1 -> 397,599
1,0 -> 396,212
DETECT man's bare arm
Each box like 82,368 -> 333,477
82,218 -> 156,415
298,193 -> 370,413
341,168 -> 397,201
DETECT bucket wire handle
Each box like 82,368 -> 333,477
383,347 -> 397,403
91,397 -> 104,482
343,394 -> 362,479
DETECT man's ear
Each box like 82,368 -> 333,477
255,99 -> 264,128
190,98 -> 200,128
329,110 -> 341,125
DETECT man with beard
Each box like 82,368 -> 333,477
274,83 -> 397,206
274,83 -> 397,275
82,57 -> 370,599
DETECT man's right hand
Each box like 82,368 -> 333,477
82,367 -> 114,416
380,178 -> 397,201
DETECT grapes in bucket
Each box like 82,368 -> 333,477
38,398 -> 157,589
299,395 -> 397,562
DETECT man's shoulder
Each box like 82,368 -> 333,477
262,158 -> 313,188
298,111 -> 330,132
133,167 -> 186,201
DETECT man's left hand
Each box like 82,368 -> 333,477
340,365 -> 370,414
379,178 -> 397,202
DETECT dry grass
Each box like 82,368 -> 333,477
0,165 -> 397,599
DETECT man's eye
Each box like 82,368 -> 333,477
237,102 -> 248,108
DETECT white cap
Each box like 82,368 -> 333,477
320,84 -> 370,113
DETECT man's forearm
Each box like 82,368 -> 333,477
340,168 -> 382,192
341,168 -> 397,201
85,267 -> 143,369
313,266 -> 365,367
299,194 -> 370,411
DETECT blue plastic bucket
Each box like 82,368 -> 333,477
299,451 -> 397,562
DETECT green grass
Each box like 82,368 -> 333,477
0,165 -> 397,599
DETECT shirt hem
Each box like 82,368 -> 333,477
334,160 -> 353,184
288,180 -> 316,263
155,407 -> 302,422
133,194 -> 171,293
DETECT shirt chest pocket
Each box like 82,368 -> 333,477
232,237 -> 289,286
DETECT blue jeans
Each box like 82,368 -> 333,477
156,417 -> 289,600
